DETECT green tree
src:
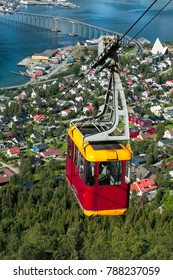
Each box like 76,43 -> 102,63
156,122 -> 165,141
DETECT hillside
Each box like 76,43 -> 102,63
0,170 -> 173,260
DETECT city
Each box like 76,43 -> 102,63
0,36 -> 173,197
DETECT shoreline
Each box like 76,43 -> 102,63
0,34 -> 172,89
0,45 -> 76,90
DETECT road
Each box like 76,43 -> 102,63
0,161 -> 19,174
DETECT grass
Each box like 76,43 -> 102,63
165,123 -> 173,130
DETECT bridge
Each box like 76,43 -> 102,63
0,11 -> 142,53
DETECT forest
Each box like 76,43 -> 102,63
0,156 -> 173,260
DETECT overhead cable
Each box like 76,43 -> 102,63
126,0 -> 173,46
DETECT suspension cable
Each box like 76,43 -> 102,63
119,0 -> 159,43
125,0 -> 173,46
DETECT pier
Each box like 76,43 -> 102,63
11,71 -> 31,77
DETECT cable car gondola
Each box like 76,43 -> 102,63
66,36 -> 132,217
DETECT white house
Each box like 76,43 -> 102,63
60,109 -> 71,117
0,103 -> 6,112
166,80 -> 173,87
163,129 -> 173,139
83,105 -> 94,114
150,105 -> 162,116
31,89 -> 37,98
7,147 -> 20,157
81,65 -> 89,71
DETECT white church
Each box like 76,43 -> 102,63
151,38 -> 168,55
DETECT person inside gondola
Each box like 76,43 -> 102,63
85,161 -> 95,186
98,162 -> 110,185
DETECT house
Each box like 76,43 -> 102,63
81,65 -> 89,71
129,127 -> 140,138
166,80 -> 173,87
136,118 -> 152,127
32,143 -> 49,153
128,114 -> 139,125
157,139 -> 173,148
150,105 -> 162,116
0,140 -> 7,150
140,126 -> 155,135
60,109 -> 71,117
0,103 -> 6,112
83,105 -> 94,114
165,160 -> 173,168
33,114 -> 46,122
31,89 -> 37,98
137,132 -> 151,141
163,129 -> 173,139
14,91 -> 27,100
5,131 -> 13,139
130,178 -> 157,196
21,181 -> 34,190
132,155 -> 146,166
126,78 -> 133,85
7,147 -> 20,157
32,99 -> 44,108
148,115 -> 165,124
147,166 -> 157,180
129,106 -> 141,115
0,124 -> 9,133
32,49 -> 56,61
38,148 -> 63,158
12,136 -> 27,150
135,166 -> 150,180
30,132 -> 42,143
120,71 -> 127,77
142,90 -> 150,99
0,168 -> 16,186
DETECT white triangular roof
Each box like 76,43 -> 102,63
151,38 -> 168,55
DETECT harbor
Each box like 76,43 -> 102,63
11,71 -> 31,77
0,0 -> 80,13
19,1 -> 80,8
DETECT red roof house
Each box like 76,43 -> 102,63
136,118 -> 152,127
129,127 -> 140,138
14,91 -> 27,100
130,178 -> 157,196
38,148 -> 63,158
33,114 -> 46,122
126,78 -> 133,84
60,109 -> 71,117
83,105 -> 94,114
7,147 -> 20,157
0,168 -> 16,186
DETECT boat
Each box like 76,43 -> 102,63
69,33 -> 78,37
51,29 -> 61,32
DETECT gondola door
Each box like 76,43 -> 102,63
66,136 -> 73,185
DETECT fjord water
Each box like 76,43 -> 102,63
0,0 -> 173,87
